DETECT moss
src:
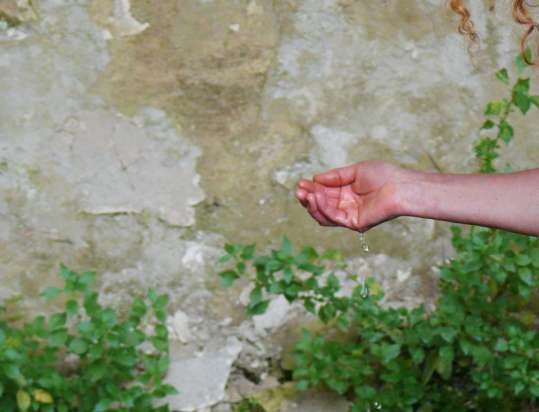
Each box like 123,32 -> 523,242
251,383 -> 296,412
233,398 -> 266,412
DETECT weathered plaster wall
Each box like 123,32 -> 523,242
1,0 -> 538,410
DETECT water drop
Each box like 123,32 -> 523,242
359,231 -> 369,252
360,278 -> 369,299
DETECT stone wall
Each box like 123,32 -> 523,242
1,0 -> 538,410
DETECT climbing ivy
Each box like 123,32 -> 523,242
220,54 -> 539,412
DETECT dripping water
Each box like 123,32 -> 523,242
358,231 -> 369,298
359,231 -> 369,252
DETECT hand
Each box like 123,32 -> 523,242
296,160 -> 406,232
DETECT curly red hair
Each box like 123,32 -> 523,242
450,0 -> 537,65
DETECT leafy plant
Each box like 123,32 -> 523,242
219,54 -> 539,411
0,264 -> 177,411
233,398 -> 265,412
475,49 -> 539,173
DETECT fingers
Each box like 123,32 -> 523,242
314,184 -> 350,228
296,179 -> 338,227
313,164 -> 356,187
296,188 -> 308,208
307,194 -> 335,226
296,179 -> 314,208
297,179 -> 315,192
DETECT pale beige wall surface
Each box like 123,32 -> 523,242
1,1 -> 537,409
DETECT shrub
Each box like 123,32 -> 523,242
219,54 -> 539,411
0,264 -> 177,411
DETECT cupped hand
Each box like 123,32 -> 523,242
296,160 -> 406,232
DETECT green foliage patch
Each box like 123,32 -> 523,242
0,265 -> 177,411
219,55 -> 539,411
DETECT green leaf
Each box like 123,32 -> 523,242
471,346 -> 492,366
65,299 -> 79,317
285,284 -> 301,301
480,120 -> 495,130
283,267 -> 294,284
304,298 -> 316,314
247,300 -> 269,316
281,237 -> 293,256
41,287 -> 62,300
355,385 -> 376,400
240,244 -> 256,260
327,273 -> 340,290
224,243 -> 242,256
422,351 -> 437,384
100,308 -> 117,326
529,95 -> 539,108
48,329 -> 68,347
439,327 -> 457,343
296,380 -> 309,391
513,91 -> 531,114
78,271 -> 96,288
495,68 -> 509,85
78,320 -> 95,335
4,364 -> 25,386
436,346 -> 454,380
484,101 -> 503,116
298,246 -> 318,261
410,347 -> 425,365
153,383 -> 179,397
531,248 -> 539,268
16,390 -> 31,412
93,400 -> 110,412
494,338 -> 508,352
236,261 -> 246,274
130,297 -> 147,320
59,263 -> 74,281
321,249 -> 342,260
69,338 -> 88,355
380,343 -> 401,364
318,303 -> 336,323
518,267 -> 534,286
513,77 -> 530,94
518,284 -> 532,298
49,313 -> 67,330
219,270 -> 239,288
515,254 -> 531,266
87,363 -> 107,382
154,294 -> 169,311
249,287 -> 263,306
498,120 -> 513,144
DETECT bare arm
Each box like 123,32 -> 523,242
395,168 -> 539,236
296,161 -> 539,237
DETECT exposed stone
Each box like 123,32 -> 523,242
0,0 -> 36,26
110,0 -> 149,36
253,296 -> 291,335
164,337 -> 243,411
167,310 -> 194,343
280,390 -> 349,412
56,108 -> 204,227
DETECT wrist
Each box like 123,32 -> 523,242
392,168 -> 434,218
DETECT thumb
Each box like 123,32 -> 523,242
314,164 -> 357,187
351,166 -> 379,195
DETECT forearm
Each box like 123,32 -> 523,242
395,168 -> 539,236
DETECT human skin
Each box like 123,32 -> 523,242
296,160 -> 539,237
